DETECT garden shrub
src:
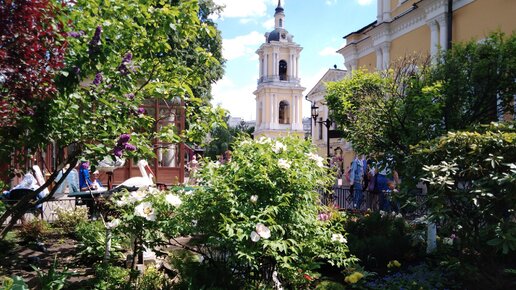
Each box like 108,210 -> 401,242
314,280 -> 346,290
345,212 -> 423,269
75,220 -> 126,264
53,207 -> 88,235
136,266 -> 171,290
169,136 -> 357,288
17,219 -> 50,242
408,122 -> 516,256
93,264 -> 132,290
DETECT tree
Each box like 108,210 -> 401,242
433,31 -> 516,130
326,55 -> 442,170
0,0 -> 226,237
205,116 -> 255,160
0,0 -> 67,128
326,31 -> 516,172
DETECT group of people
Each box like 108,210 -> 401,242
345,154 -> 400,212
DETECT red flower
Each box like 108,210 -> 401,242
303,273 -> 314,281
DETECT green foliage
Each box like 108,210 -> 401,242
53,207 -> 88,235
326,31 -> 516,176
205,116 -> 255,160
172,136 -> 357,287
93,264 -> 132,290
17,219 -> 50,242
136,266 -> 171,290
408,122 -> 516,256
345,212 -> 423,269
432,31 -> 516,130
315,280 -> 346,290
326,55 -> 442,170
74,220 -> 126,263
32,256 -> 74,290
0,276 -> 29,290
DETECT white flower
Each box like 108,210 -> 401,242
135,202 -> 156,221
250,195 -> 258,203
106,218 -> 120,229
131,190 -> 147,201
257,136 -> 271,144
278,158 -> 291,169
165,194 -> 182,207
395,213 -> 403,219
116,195 -> 135,206
255,223 -> 271,239
250,231 -> 261,242
240,140 -> 252,146
271,141 -> 286,153
306,152 -> 324,168
331,233 -> 347,243
185,190 -> 194,195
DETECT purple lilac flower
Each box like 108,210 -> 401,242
118,52 -> 133,75
88,25 -> 102,55
68,31 -> 81,38
136,107 -> 145,115
122,52 -> 132,64
117,133 -> 131,145
73,66 -> 81,75
113,146 -> 123,157
92,72 -> 103,86
124,93 -> 135,100
124,143 -> 136,151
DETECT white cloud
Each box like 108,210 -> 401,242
213,0 -> 268,18
356,0 -> 374,5
212,76 -> 257,120
222,31 -> 264,61
262,18 -> 275,30
325,0 -> 338,5
319,46 -> 338,57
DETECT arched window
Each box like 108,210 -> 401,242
279,60 -> 287,81
279,19 -> 283,28
279,100 -> 290,124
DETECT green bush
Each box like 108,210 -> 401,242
170,136 -> 357,288
32,256 -> 74,290
315,280 -> 346,290
345,212 -> 423,269
94,264 -> 132,290
53,207 -> 88,235
136,266 -> 171,290
74,220 -> 126,263
17,219 -> 50,242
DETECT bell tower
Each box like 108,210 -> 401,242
254,0 -> 305,138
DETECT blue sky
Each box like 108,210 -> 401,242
211,0 -> 377,121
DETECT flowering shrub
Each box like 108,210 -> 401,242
53,207 -> 88,235
170,136 -> 356,288
345,211 -> 423,269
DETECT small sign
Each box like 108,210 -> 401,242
337,179 -> 343,186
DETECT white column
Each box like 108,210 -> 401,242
292,96 -> 296,127
289,53 -> 293,78
270,96 -> 275,128
382,0 -> 391,22
382,43 -> 390,70
295,56 -> 299,78
429,21 -> 439,61
377,0 -> 383,23
265,54 -> 269,79
376,47 -> 383,70
438,17 -> 448,51
262,100 -> 266,129
259,56 -> 263,78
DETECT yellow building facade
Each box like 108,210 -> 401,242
253,1 -> 305,139
338,0 -> 516,72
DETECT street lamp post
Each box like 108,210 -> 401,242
310,102 -> 332,162
311,102 -> 319,137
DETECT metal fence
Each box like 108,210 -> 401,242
320,185 -> 426,214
